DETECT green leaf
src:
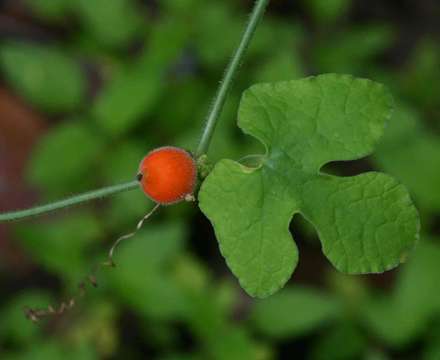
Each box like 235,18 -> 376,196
426,344 -> 440,360
183,286 -> 234,346
207,328 -> 264,360
155,79 -> 210,137
311,322 -> 367,360
66,301 -> 118,357
312,25 -> 394,74
15,212 -> 101,279
254,20 -> 304,59
0,42 -> 86,113
27,121 -> 104,197
425,325 -> 440,360
302,0 -> 352,23
160,355 -> 202,360
400,39 -> 440,109
25,0 -> 70,21
108,222 -> 188,320
0,290 -> 51,345
75,0 -> 144,48
3,341 -> 96,360
363,240 -> 440,347
251,287 -> 341,339
193,4 -> 299,70
199,74 -> 419,298
373,103 -> 440,212
193,2 -> 243,68
92,20 -> 188,136
253,49 -> 305,83
172,255 -> 209,294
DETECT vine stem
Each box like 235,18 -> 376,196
0,0 -> 270,222
195,0 -> 270,157
0,180 -> 139,222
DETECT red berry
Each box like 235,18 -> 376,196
138,146 -> 197,205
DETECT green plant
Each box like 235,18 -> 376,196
0,0 -> 420,308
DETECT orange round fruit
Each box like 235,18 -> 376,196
138,146 -> 197,205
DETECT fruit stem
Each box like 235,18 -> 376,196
0,180 -> 139,222
195,0 -> 270,158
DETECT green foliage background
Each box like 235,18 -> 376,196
0,0 -> 439,359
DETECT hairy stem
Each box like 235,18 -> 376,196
0,180 -> 139,222
195,0 -> 270,157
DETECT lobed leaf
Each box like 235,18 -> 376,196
199,74 -> 419,298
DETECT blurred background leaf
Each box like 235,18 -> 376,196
107,221 -> 188,321
92,19 -> 188,137
25,0 -> 70,21
15,211 -> 101,281
302,0 -> 352,24
373,104 -> 440,214
75,0 -> 145,49
251,287 -> 341,339
0,43 -> 86,113
362,240 -> 440,348
26,120 -> 104,197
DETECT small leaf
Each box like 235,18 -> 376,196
3,341 -> 96,360
253,49 -> 305,83
92,20 -> 187,136
0,42 -> 86,113
311,322 -> 367,360
425,326 -> 440,360
251,287 -> 341,339
373,104 -> 440,212
0,291 -> 51,345
75,0 -> 144,48
172,255 -> 209,293
25,0 -> 70,21
206,328 -> 264,360
199,74 -> 419,298
27,121 -> 104,196
160,355 -> 202,360
66,301 -> 118,357
312,25 -> 394,74
303,0 -> 352,23
400,39 -> 440,109
362,240 -> 440,347
108,222 -> 188,320
193,2 -> 243,68
15,212 -> 101,279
